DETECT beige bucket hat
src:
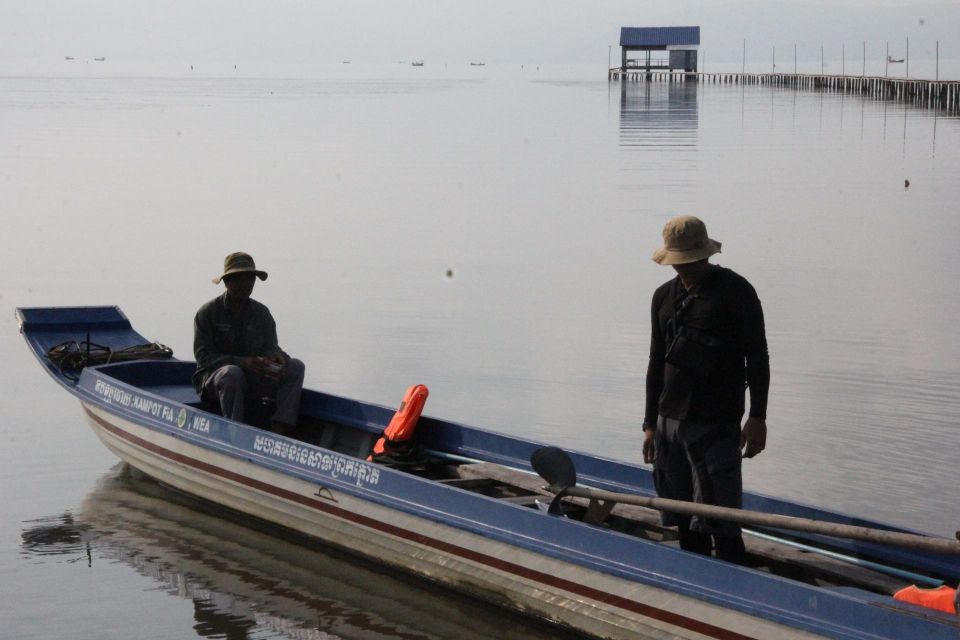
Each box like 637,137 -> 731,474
652,216 -> 722,265
212,252 -> 268,284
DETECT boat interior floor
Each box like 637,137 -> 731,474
435,462 -> 914,595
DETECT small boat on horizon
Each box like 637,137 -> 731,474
470,61 -> 485,66
887,56 -> 905,63
411,60 -> 424,67
94,57 -> 106,62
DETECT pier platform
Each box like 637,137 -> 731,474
608,69 -> 960,112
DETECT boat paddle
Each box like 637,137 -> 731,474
530,446 -> 960,556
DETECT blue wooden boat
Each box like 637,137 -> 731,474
17,306 -> 960,640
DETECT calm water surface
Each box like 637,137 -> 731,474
2,64 -> 959,638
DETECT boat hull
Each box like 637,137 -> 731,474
81,401 -> 824,640
18,306 -> 960,640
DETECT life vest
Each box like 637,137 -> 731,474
893,584 -> 958,615
368,384 -> 429,460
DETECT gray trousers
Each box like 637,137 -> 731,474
653,415 -> 743,539
201,358 -> 305,426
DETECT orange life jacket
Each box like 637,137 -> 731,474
894,584 -> 958,615
369,384 -> 429,460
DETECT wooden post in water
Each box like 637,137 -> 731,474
820,44 -> 824,75
885,42 -> 889,77
936,40 -> 939,81
862,41 -> 866,77
906,37 -> 910,78
742,39 -> 746,74
842,43 -> 845,75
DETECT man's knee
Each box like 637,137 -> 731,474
284,358 -> 305,381
215,365 -> 247,391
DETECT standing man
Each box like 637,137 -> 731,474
193,252 -> 306,435
642,216 -> 769,563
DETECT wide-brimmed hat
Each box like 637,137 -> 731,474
212,252 -> 268,284
652,216 -> 722,265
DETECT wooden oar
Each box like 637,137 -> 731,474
530,446 -> 960,556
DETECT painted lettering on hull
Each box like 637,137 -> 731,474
189,415 -> 211,433
92,378 -> 376,488
252,434 -> 380,488
93,379 -> 179,427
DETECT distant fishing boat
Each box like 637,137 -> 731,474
887,56 -> 904,64
94,57 -> 106,62
65,56 -> 75,61
470,61 -> 485,66
411,60 -> 424,67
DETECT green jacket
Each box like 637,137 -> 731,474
192,293 -> 286,392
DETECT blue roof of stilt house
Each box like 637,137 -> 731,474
620,26 -> 700,47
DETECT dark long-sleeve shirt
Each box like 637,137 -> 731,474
192,293 -> 286,393
644,266 -> 769,425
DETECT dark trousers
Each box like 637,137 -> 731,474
653,415 -> 746,563
201,359 -> 305,426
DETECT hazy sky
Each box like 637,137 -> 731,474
3,1 -> 957,65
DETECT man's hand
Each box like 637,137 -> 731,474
241,356 -> 266,374
263,353 -> 288,381
642,427 -> 656,464
740,417 -> 767,458
242,355 -> 285,380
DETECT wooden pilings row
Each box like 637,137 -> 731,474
607,69 -> 960,112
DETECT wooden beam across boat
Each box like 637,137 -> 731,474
451,461 -> 916,594
558,485 -> 960,556
530,446 -> 960,557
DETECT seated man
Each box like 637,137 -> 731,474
192,252 -> 305,434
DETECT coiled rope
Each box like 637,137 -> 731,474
46,339 -> 173,381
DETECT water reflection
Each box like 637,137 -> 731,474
20,514 -> 91,564
20,465 -> 566,640
618,80 -> 698,149
616,80 -> 699,206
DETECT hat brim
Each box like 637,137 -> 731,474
212,268 -> 268,285
652,239 -> 721,265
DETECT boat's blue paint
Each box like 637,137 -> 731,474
17,306 -> 960,640
17,306 -> 144,389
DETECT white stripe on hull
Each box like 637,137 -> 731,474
83,403 -> 825,640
